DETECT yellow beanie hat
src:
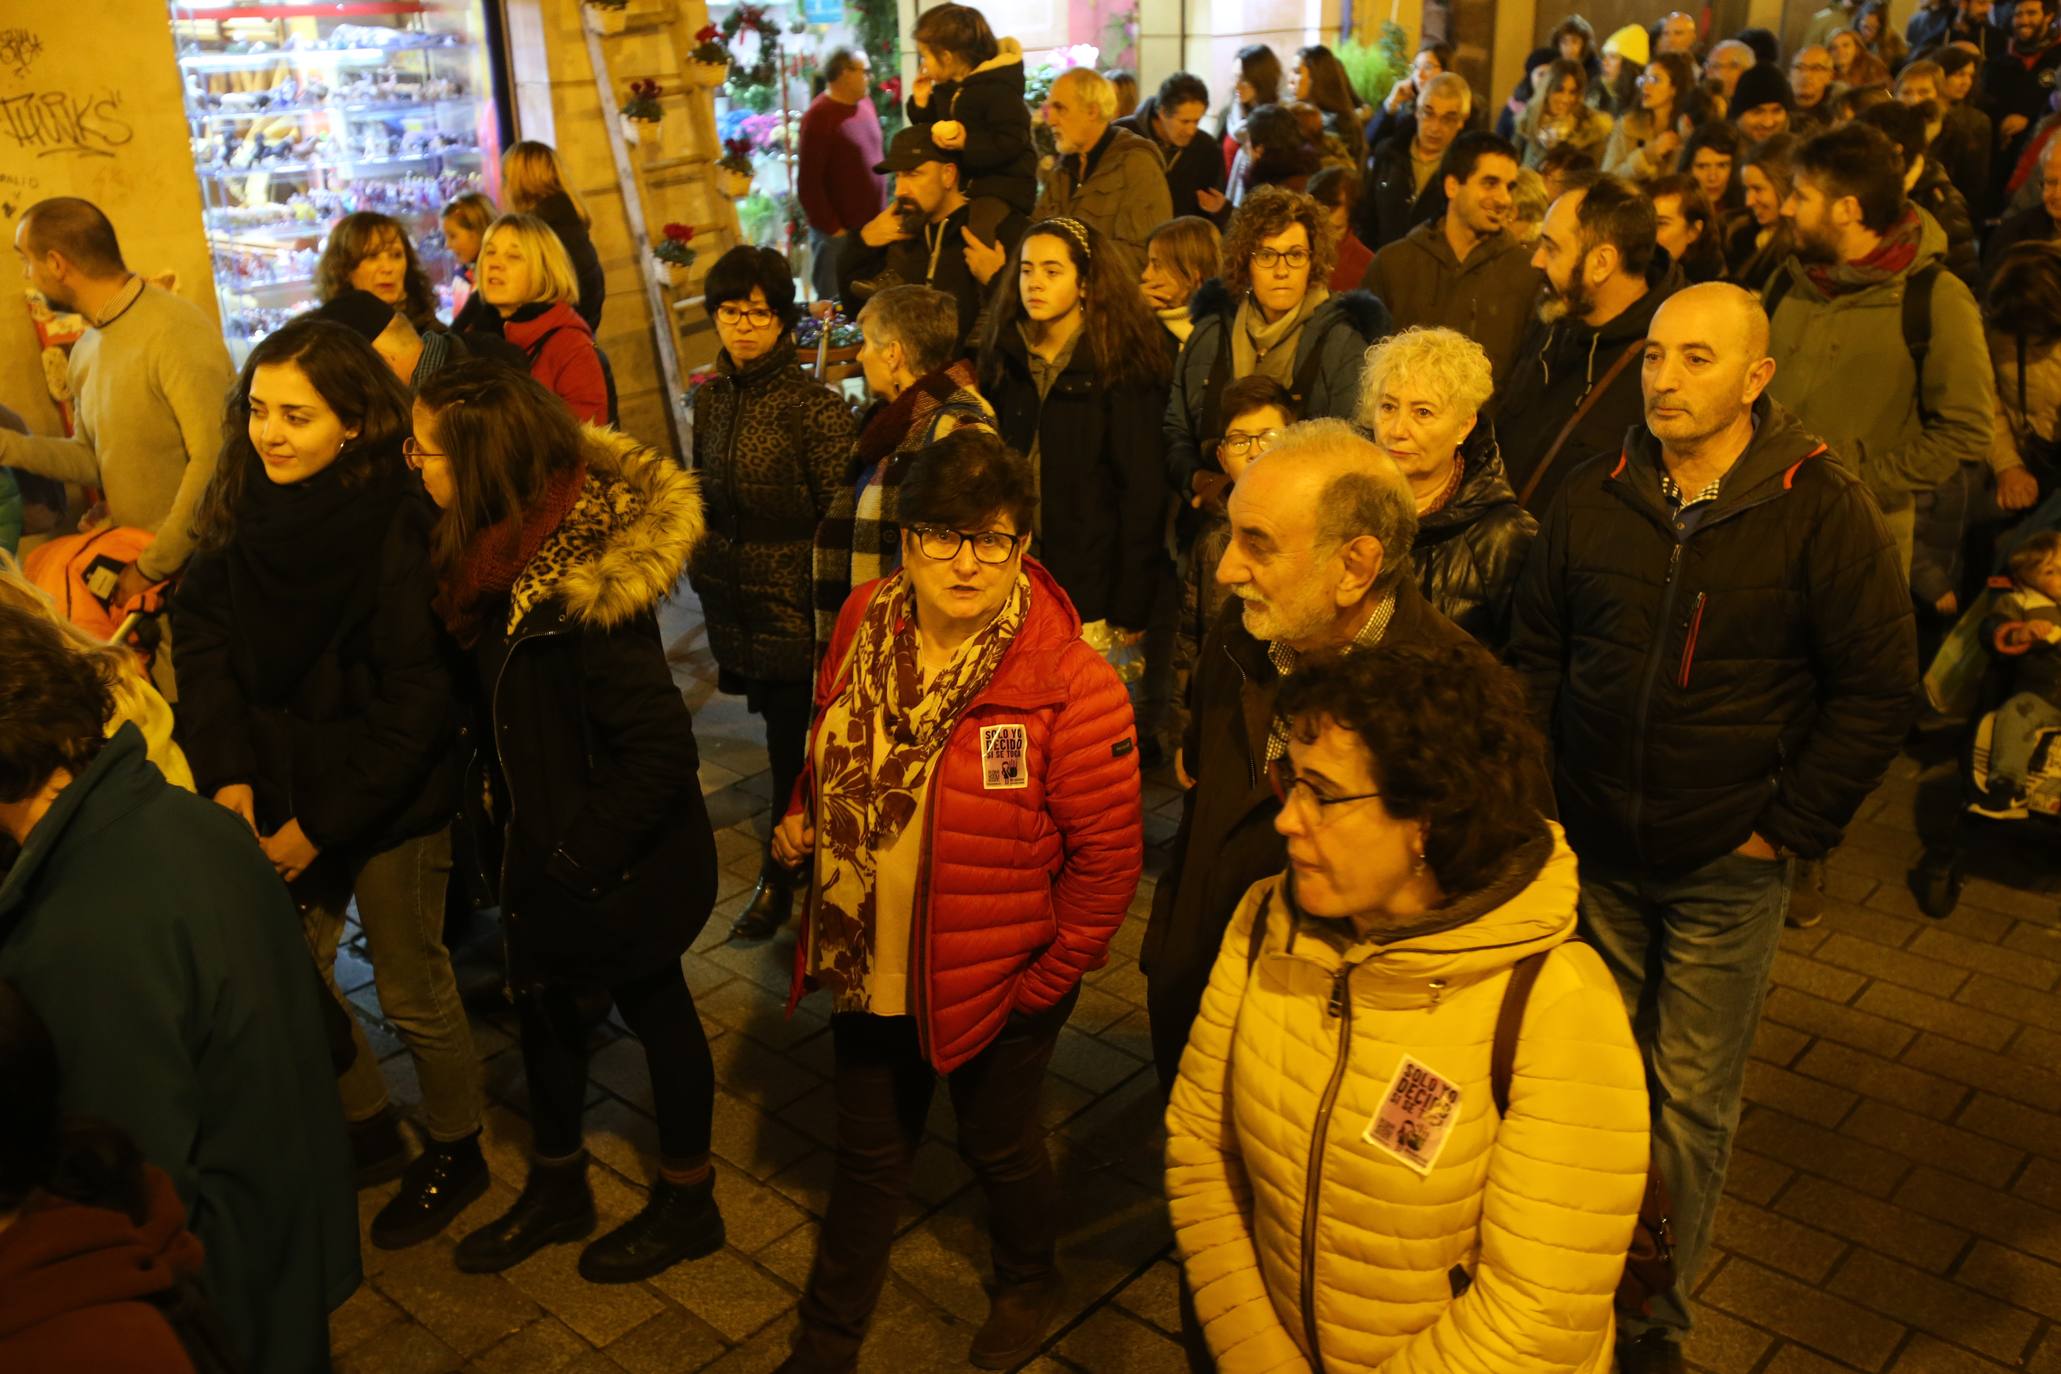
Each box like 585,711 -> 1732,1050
1603,23 -> 1651,65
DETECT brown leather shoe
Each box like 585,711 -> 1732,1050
968,1277 -> 1062,1369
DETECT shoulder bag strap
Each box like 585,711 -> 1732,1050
1491,949 -> 1552,1117
1515,340 -> 1644,510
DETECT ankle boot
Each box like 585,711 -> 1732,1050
968,1276 -> 1063,1369
577,1173 -> 725,1283
370,1131 -> 489,1249
729,865 -> 795,941
347,1106 -> 410,1189
452,1152 -> 595,1274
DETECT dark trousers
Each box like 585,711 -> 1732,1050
791,986 -> 1080,1372
518,962 -> 715,1161
750,679 -> 814,869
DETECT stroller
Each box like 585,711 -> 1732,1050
1909,494 -> 2061,917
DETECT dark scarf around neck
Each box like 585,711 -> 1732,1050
434,463 -> 588,646
854,360 -> 978,471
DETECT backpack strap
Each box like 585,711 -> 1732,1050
1490,949 -> 1552,1117
1514,340 -> 1643,510
1904,262 -> 1940,424
521,325 -> 570,364
923,398 -> 993,444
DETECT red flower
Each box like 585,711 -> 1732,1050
695,23 -> 719,42
662,222 -> 695,243
881,75 -> 903,101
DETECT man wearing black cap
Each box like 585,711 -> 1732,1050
1731,63 -> 1795,143
837,124 -> 1026,352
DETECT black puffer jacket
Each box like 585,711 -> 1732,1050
471,428 -> 718,989
1353,130 -> 1449,250
1413,423 -> 1537,650
689,334 -> 856,683
983,325 -> 1170,629
1506,398 -> 1919,871
174,463 -> 458,882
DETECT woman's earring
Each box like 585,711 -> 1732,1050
1411,849 -> 1427,878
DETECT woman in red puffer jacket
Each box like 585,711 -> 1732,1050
770,428 -> 1142,1374
467,213 -> 610,425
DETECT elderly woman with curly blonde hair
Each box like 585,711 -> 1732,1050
1161,184 -> 1391,514
1357,326 -> 1536,648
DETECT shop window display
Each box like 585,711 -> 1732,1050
171,2 -> 501,361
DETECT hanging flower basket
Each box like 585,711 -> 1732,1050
688,59 -> 730,88
653,222 -> 697,288
715,137 -> 755,198
716,167 -> 754,198
583,0 -> 629,35
619,77 -> 664,122
689,25 -> 731,87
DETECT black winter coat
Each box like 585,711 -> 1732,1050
173,466 -> 458,883
1493,261 -> 1678,514
905,40 -> 1037,213
1506,398 -> 1919,872
1414,424 -> 1538,650
983,325 -> 1170,629
1912,163 -> 1982,293
533,191 -> 607,333
471,428 -> 718,988
836,201 -> 1030,350
1140,577 -> 1476,1085
689,335 -> 857,683
1354,130 -> 1450,250
1163,279 -> 1394,498
1115,98 -> 1229,223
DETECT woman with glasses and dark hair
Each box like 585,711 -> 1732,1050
172,318 -> 486,1245
689,244 -> 856,941
410,360 -> 725,1283
769,427 -> 1142,1373
1165,639 -> 1648,1374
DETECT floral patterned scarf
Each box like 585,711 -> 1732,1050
811,568 -> 1030,1003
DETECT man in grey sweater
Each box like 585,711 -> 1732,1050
4,197 -> 234,603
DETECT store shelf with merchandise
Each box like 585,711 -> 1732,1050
172,1 -> 497,361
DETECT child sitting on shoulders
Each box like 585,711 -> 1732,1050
1978,530 -> 2061,814
907,4 -> 1036,244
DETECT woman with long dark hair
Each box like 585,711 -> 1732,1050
173,319 -> 484,1248
314,211 -> 439,332
411,362 -> 725,1283
1292,44 -> 1365,166
1222,44 -> 1283,187
1649,173 -> 1729,282
1727,133 -> 1798,291
1677,119 -> 1745,216
977,216 -> 1173,645
1601,51 -> 1698,182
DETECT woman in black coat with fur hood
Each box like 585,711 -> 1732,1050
411,362 -> 723,1287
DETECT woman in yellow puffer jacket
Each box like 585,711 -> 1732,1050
1166,640 -> 1650,1373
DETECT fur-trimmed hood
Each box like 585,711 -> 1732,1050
509,425 -> 704,633
968,36 -> 1024,79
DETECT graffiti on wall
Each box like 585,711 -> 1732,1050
0,28 -> 43,79
0,88 -> 134,159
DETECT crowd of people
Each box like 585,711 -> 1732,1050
1,3 -> 2059,1372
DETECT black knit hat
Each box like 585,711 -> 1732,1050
1730,62 -> 1794,114
307,288 -> 396,341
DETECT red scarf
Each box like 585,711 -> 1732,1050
1802,206 -> 1922,299
435,463 -> 587,645
853,360 -> 978,470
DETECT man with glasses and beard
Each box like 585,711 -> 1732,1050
1489,173 -> 1675,514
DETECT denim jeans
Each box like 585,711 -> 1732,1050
303,827 -> 484,1143
1991,691 -> 2061,791
1578,849 -> 1793,1344
789,984 -> 1081,1373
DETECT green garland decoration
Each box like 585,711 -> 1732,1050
719,3 -> 781,90
849,0 -> 901,133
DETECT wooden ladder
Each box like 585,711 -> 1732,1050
582,0 -> 742,452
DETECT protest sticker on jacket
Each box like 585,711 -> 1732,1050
1363,1054 -> 1463,1175
980,723 -> 1028,789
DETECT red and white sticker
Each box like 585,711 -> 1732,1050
980,724 -> 1028,790
1362,1054 -> 1463,1175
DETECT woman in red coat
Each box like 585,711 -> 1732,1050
770,428 -> 1143,1374
470,213 -> 610,426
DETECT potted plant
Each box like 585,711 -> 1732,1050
583,0 -> 630,37
653,222 -> 697,289
619,78 -> 665,153
715,138 -> 755,198
689,25 -> 730,88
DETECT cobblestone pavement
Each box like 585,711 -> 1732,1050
328,590 -> 2061,1374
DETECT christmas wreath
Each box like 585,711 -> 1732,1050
718,4 -> 780,89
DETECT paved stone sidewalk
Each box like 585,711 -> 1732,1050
327,591 -> 2061,1374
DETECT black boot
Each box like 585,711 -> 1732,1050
347,1106 -> 410,1189
577,1173 -> 725,1283
452,1152 -> 595,1274
968,1276 -> 1063,1369
370,1131 -> 489,1249
729,865 -> 795,941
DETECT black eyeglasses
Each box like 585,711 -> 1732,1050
714,303 -> 778,329
1267,756 -> 1383,823
908,523 -> 1027,565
